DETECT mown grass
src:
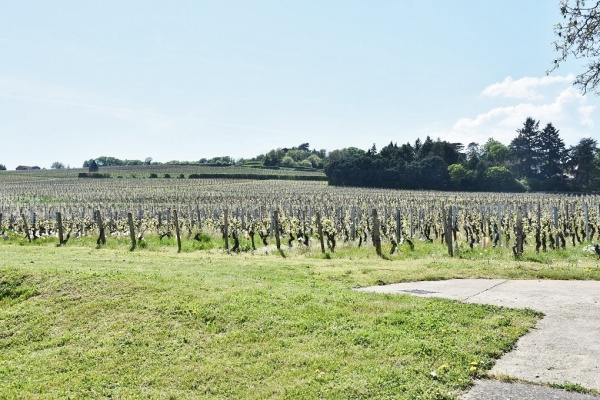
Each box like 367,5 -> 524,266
7,229 -> 600,283
0,244 -> 552,399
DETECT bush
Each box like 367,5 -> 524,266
483,166 -> 524,192
149,173 -> 158,178
298,159 -> 313,168
280,156 -> 296,168
192,232 -> 214,250
78,172 -> 111,179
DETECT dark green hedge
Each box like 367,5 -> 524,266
188,173 -> 326,181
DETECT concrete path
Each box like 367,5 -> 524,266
357,279 -> 600,397
463,380 -> 600,400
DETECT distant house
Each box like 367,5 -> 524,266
88,160 -> 99,173
16,165 -> 41,171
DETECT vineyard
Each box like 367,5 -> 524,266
1,168 -> 598,399
1,168 -> 599,259
2,164 -> 326,180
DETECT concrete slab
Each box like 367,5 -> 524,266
463,380 -> 600,400
358,279 -> 600,393
356,279 -> 507,301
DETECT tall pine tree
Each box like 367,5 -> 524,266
538,123 -> 565,180
510,117 -> 541,179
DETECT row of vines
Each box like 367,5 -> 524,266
1,175 -> 600,256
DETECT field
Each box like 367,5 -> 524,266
3,164 -> 327,181
1,168 -> 600,399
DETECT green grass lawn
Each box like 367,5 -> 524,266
3,243 -> 595,399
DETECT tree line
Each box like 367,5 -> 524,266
81,156 -> 236,168
324,117 -> 600,192
240,143 -> 326,169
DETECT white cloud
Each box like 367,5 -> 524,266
481,74 -> 575,100
447,75 -> 596,147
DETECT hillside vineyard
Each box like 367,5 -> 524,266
1,173 -> 599,255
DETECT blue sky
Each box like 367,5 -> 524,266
0,1 -> 597,169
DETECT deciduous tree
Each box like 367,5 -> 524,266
568,137 -> 599,188
551,0 -> 600,94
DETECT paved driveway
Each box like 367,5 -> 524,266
357,279 -> 600,393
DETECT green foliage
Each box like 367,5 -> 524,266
567,137 -> 599,190
298,159 -> 313,168
483,166 -> 524,192
261,144 -> 324,169
483,139 -> 512,165
0,164 -> 6,171
325,145 -> 454,190
0,246 -> 543,398
323,117 -> 596,192
78,172 -> 111,179
510,117 -> 541,180
84,156 -> 165,168
448,164 -> 472,190
538,123 -> 565,180
0,273 -> 38,307
263,148 -> 285,166
307,154 -> 324,168
552,0 -> 600,94
191,232 -> 214,250
188,172 -> 326,181
280,156 -> 296,168
549,381 -> 594,394
204,156 -> 234,165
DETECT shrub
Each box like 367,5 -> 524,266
483,166 -> 524,192
299,159 -> 313,168
280,156 -> 296,168
78,172 -> 111,179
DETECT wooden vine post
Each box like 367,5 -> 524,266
498,205 -> 503,247
21,214 -> 31,242
196,205 -> 202,230
409,207 -> 414,239
553,206 -> 559,249
223,208 -> 229,251
395,209 -> 402,243
269,208 -> 275,239
95,210 -> 106,245
350,207 -> 356,240
173,209 -> 182,253
442,206 -> 453,257
274,209 -> 281,250
127,212 -> 136,251
56,212 -> 64,246
316,211 -> 325,253
372,209 -> 382,256
514,207 -> 524,258
584,202 -> 590,242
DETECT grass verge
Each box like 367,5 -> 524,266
1,245 -> 546,399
